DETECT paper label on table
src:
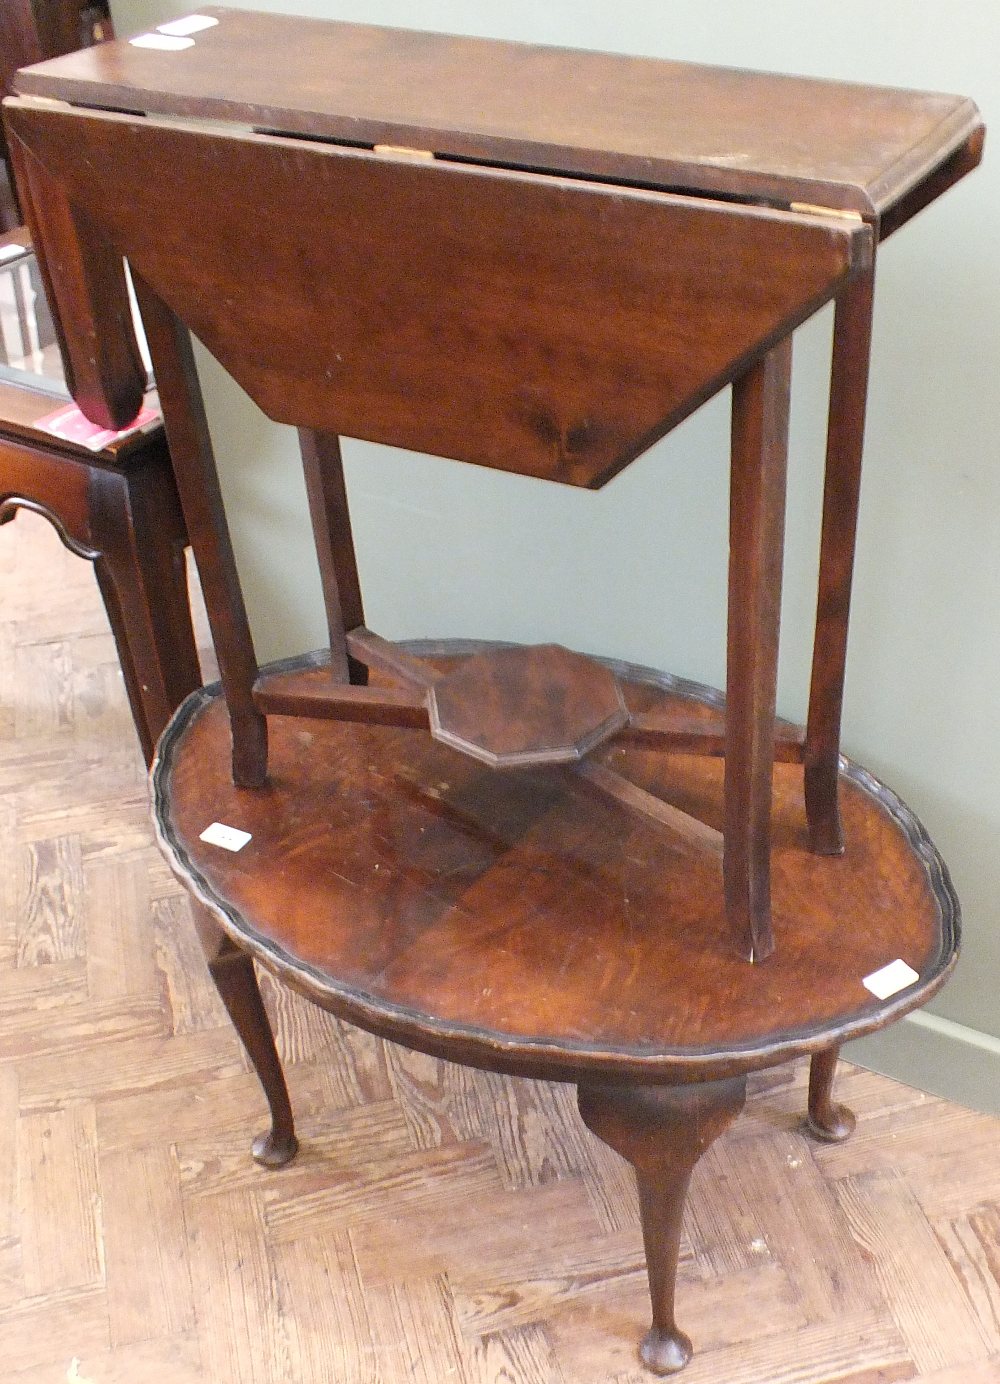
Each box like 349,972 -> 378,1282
129,32 -> 196,50
862,959 -> 919,999
199,822 -> 252,852
34,403 -> 159,453
157,14 -> 219,36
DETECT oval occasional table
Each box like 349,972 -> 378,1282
152,643 -> 959,1375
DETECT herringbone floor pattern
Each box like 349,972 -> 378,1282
2,508 -> 1000,1383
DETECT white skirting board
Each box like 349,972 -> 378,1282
846,1012 -> 1000,1118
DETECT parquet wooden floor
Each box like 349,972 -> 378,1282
2,507 -> 1000,1383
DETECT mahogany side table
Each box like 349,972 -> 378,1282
0,229 -> 200,761
5,10 -> 983,1373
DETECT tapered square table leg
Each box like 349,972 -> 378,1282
805,266 -> 876,856
724,338 -> 793,961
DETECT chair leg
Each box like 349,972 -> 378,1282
93,535 -> 196,766
578,1076 -> 747,1375
89,450 -> 202,763
805,1045 -> 856,1143
190,904 -> 299,1168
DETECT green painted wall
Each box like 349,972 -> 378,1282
111,0 -> 1000,1109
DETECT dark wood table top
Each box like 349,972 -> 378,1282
14,5 -> 983,218
153,649 -> 958,1084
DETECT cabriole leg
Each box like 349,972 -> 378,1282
806,1045 -> 856,1143
578,1076 -> 747,1375
191,904 -> 298,1167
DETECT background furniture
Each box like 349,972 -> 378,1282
0,0 -> 112,230
0,0 -> 199,762
0,230 -> 201,760
6,10 -> 980,1373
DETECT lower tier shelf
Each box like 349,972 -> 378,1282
151,643 -> 958,1085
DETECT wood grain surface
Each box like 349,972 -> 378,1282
13,6 -> 983,217
2,511 -> 999,1382
7,100 -> 871,486
153,643 -> 957,1084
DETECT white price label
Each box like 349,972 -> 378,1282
199,822 -> 252,852
130,33 -> 196,50
157,14 -> 220,36
862,959 -> 919,1000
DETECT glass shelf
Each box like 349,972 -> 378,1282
0,240 -> 152,399
0,242 -> 66,397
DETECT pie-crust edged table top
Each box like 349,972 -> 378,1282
152,646 -> 958,1084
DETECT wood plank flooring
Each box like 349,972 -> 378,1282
2,507 -> 999,1383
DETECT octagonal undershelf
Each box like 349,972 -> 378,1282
427,643 -> 628,769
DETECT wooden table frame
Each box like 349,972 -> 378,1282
3,13 -> 981,1373
4,12 -> 983,959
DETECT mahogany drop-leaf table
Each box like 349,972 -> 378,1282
5,8 -> 981,1371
